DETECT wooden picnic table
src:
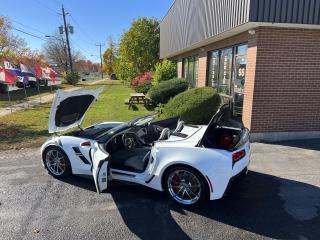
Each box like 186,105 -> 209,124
130,93 -> 145,102
125,93 -> 146,109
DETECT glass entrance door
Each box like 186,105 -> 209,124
207,44 -> 248,116
233,44 -> 247,116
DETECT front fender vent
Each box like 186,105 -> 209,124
72,147 -> 90,164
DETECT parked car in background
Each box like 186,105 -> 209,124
110,73 -> 117,80
16,76 -> 38,88
37,78 -> 49,87
41,88 -> 251,206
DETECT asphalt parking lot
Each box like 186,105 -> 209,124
0,139 -> 319,240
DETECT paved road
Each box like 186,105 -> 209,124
0,140 -> 320,240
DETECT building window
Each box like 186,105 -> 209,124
208,51 -> 219,88
233,44 -> 248,116
207,43 -> 248,116
182,55 -> 198,88
218,48 -> 233,96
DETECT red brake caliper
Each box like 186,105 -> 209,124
172,175 -> 180,187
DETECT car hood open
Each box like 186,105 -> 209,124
48,87 -> 104,133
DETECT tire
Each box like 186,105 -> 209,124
164,166 -> 209,206
43,146 -> 72,178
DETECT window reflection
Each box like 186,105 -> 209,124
207,44 -> 248,116
218,48 -> 233,95
182,55 -> 198,88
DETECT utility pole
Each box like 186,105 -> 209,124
62,5 -> 73,73
96,43 -> 105,80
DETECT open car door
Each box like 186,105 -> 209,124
91,142 -> 109,193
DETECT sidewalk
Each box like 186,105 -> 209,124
0,79 -> 104,118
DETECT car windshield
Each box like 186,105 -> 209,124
96,123 -> 129,143
128,114 -> 158,126
97,115 -> 158,143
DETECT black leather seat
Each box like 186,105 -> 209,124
110,147 -> 151,173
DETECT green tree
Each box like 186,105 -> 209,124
153,59 -> 177,85
115,17 -> 159,83
103,36 -> 116,76
0,16 -> 26,54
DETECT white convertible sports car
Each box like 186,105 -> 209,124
41,87 -> 251,206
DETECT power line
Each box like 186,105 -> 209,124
69,13 -> 96,44
11,19 -> 47,35
33,0 -> 60,15
0,11 -> 54,39
71,39 -> 92,55
11,27 -> 46,41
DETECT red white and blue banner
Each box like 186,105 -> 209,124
3,59 -> 21,84
41,66 -> 51,80
54,72 -> 63,80
34,63 -> 42,78
20,61 -> 36,84
0,66 -> 5,82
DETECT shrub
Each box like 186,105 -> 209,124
163,87 -> 221,124
134,81 -> 152,94
153,59 -> 177,85
131,71 -> 153,94
131,71 -> 152,86
148,78 -> 188,105
65,72 -> 80,85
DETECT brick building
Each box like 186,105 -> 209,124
160,0 -> 320,141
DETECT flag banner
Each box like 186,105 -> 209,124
3,59 -> 20,84
20,62 -> 36,78
41,67 -> 50,79
0,66 -> 5,82
46,65 -> 56,82
34,63 -> 43,78
54,72 -> 63,80
20,62 -> 36,83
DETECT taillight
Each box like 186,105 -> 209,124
232,149 -> 246,163
81,141 -> 91,147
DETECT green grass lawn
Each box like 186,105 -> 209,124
0,79 -> 106,108
0,84 -> 75,108
0,80 -> 154,150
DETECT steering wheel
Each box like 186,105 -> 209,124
122,133 -> 137,150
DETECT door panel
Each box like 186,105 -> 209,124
233,54 -> 246,116
92,160 -> 108,193
91,143 -> 109,193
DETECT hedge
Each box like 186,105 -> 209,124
153,59 -> 177,85
148,78 -> 188,105
163,87 -> 221,124
134,81 -> 152,94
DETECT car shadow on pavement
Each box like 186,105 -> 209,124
110,171 -> 320,240
59,171 -> 320,239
